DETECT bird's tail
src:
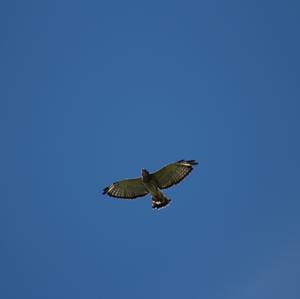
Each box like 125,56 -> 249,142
152,195 -> 171,210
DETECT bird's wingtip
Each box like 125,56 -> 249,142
187,159 -> 198,165
102,187 -> 109,195
179,159 -> 198,166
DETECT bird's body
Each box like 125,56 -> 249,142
103,160 -> 198,209
141,168 -> 171,209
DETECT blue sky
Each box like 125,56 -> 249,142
1,1 -> 300,298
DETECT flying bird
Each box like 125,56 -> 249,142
102,160 -> 198,209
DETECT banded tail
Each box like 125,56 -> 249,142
152,195 -> 171,210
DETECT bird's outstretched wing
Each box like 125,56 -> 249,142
103,178 -> 148,199
152,160 -> 198,190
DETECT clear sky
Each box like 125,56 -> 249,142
1,1 -> 300,298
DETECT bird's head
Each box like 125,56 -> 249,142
141,168 -> 150,179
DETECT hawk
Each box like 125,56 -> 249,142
103,160 -> 198,209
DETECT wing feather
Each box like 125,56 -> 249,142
103,177 -> 148,200
152,160 -> 198,190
